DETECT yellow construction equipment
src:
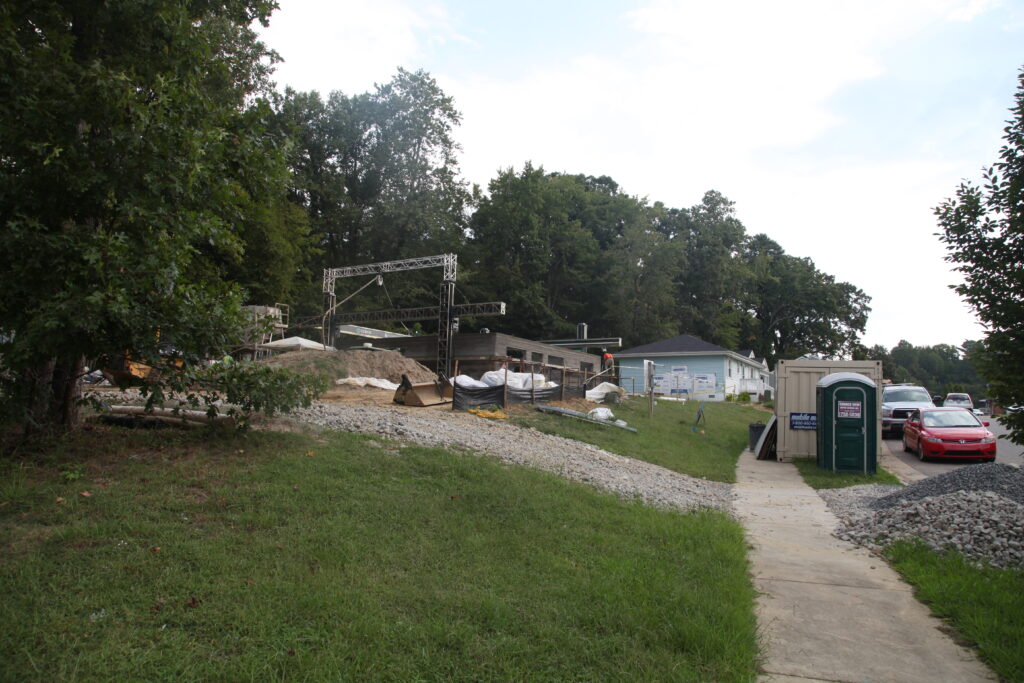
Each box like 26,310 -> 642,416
393,374 -> 451,407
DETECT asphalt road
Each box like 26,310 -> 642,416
882,415 -> 1024,477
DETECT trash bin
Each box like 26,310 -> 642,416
816,372 -> 877,474
749,422 -> 767,451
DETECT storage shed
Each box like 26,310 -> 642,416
774,359 -> 883,462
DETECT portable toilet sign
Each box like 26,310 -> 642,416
816,372 -> 877,474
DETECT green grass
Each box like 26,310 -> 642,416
885,540 -> 1024,681
792,458 -> 903,489
510,397 -> 768,483
0,422 -> 758,681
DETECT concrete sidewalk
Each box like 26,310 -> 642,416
734,450 -> 994,682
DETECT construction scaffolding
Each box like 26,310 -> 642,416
322,254 -> 505,379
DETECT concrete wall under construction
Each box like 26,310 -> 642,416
370,332 -> 601,378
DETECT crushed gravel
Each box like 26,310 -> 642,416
870,463 -> 1024,508
820,465 -> 1024,569
292,402 -> 734,514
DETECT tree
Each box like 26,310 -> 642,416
936,67 -> 1024,445
738,235 -> 871,362
467,165 -> 600,339
0,1 -> 302,431
673,191 -> 747,348
278,70 -> 470,318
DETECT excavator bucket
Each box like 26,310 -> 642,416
393,374 -> 451,407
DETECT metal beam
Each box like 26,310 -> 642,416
541,337 -> 623,348
333,302 -> 506,326
323,254 -> 457,295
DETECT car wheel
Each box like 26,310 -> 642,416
917,441 -> 927,462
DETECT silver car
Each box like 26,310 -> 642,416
881,384 -> 935,437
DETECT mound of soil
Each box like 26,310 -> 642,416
258,349 -> 435,384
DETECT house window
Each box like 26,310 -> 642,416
507,347 -> 525,360
580,362 -> 594,372
531,352 -> 543,363
548,355 -> 565,367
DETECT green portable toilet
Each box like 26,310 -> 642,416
816,372 -> 877,474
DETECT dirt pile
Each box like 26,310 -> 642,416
258,349 -> 435,383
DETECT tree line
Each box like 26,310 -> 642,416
0,1 -> 871,430
855,341 -> 987,400
255,71 -> 872,363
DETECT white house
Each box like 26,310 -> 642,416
615,334 -> 770,401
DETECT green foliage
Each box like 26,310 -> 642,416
886,540 -> 1024,681
133,360 -> 326,426
854,340 -> 987,399
0,426 -> 759,680
936,67 -> 1024,443
277,70 -> 471,319
738,234 -> 870,363
0,0 -> 288,430
737,391 -> 751,403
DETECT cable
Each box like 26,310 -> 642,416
381,279 -> 411,333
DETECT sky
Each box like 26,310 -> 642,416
257,0 -> 1024,351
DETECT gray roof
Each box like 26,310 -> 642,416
616,334 -> 730,357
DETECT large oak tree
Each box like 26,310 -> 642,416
0,1 -> 293,430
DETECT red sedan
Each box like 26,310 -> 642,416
902,407 -> 997,462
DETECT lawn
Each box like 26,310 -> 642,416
510,397 -> 768,483
885,541 -> 1024,681
792,458 -> 903,489
0,422 -> 759,681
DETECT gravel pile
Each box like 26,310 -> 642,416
870,463 -> 1024,508
292,402 -> 734,513
822,465 -> 1024,569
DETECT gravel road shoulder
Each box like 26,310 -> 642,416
293,402 -> 734,514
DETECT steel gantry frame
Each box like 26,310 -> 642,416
323,254 -> 504,379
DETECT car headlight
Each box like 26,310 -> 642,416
881,408 -> 892,417
923,436 -> 944,444
981,436 -> 996,443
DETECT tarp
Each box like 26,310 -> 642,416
585,382 -> 624,402
335,377 -> 400,391
259,336 -> 334,351
452,384 -> 567,411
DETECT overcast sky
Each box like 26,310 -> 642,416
258,0 -> 1024,351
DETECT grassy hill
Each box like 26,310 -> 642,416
0,420 -> 758,681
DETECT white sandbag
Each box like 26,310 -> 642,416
335,377 -> 400,391
508,372 -> 546,389
454,375 -> 489,388
588,407 -> 615,421
481,369 -> 507,387
585,382 -> 623,402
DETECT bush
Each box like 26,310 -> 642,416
737,392 -> 751,403
94,358 -> 327,428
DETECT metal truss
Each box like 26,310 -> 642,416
323,254 -> 457,295
333,302 -> 506,326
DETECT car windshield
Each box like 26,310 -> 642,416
885,388 -> 931,403
922,410 -> 981,428
945,398 -> 971,406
